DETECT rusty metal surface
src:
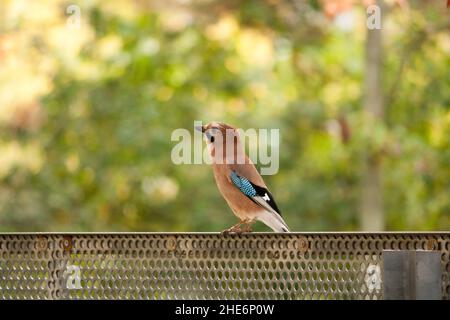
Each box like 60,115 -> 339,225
0,233 -> 448,300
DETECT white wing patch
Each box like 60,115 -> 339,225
262,193 -> 270,202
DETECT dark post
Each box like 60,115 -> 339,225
382,250 -> 442,300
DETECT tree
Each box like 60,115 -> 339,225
361,0 -> 385,230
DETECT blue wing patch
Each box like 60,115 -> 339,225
230,171 -> 256,197
230,170 -> 282,216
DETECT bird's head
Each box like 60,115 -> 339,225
195,122 -> 244,164
195,122 -> 236,144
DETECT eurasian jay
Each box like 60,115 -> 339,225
196,122 -> 290,233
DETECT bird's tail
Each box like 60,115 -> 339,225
257,210 -> 290,232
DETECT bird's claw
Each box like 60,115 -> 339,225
221,223 -> 253,235
221,225 -> 243,235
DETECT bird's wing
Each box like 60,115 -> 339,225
230,170 -> 282,217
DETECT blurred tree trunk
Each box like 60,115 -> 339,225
361,0 -> 385,231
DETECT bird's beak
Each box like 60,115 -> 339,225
195,125 -> 205,133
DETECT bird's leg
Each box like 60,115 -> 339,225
241,219 -> 255,233
221,221 -> 244,234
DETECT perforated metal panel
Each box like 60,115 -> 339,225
0,233 -> 449,300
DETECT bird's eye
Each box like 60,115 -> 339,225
210,136 -> 215,143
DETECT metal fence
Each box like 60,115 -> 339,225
0,232 -> 448,300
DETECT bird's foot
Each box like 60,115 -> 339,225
221,224 -> 243,235
221,221 -> 254,235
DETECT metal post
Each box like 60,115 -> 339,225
382,250 -> 442,300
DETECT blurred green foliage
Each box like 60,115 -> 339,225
0,0 -> 448,232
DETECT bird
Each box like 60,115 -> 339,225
196,122 -> 290,233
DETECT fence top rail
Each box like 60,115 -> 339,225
1,231 -> 449,235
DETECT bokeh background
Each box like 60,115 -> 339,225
0,0 -> 449,232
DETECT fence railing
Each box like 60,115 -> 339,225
0,232 -> 448,300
